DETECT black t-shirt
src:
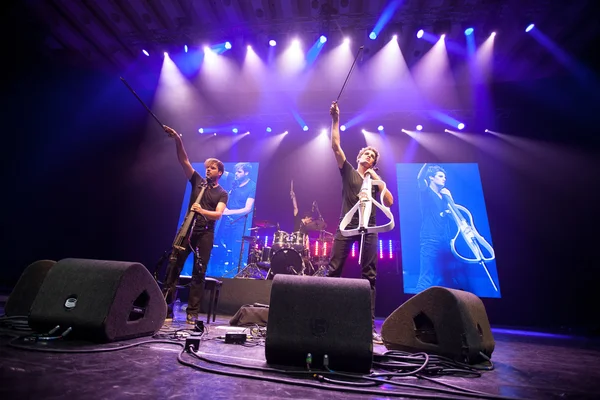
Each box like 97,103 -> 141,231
419,186 -> 452,241
187,171 -> 229,232
338,160 -> 379,229
227,180 -> 256,210
293,213 -> 310,233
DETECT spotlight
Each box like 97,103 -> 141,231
198,128 -> 204,133
444,129 -> 451,133
247,45 -> 252,50
269,39 -> 277,47
525,24 -> 535,32
343,37 -> 350,44
283,131 -> 289,135
184,45 -> 188,53
417,29 -> 424,39
457,123 -> 465,130
484,129 -> 489,133
392,34 -> 398,41
401,129 -> 409,134
213,133 -> 217,136
340,125 -> 346,131
369,32 -> 377,40
416,125 -> 423,131
163,52 -> 168,57
440,34 -> 446,40
319,35 -> 327,44
377,125 -> 384,131
232,128 -> 238,133
266,127 -> 272,132
464,27 -> 474,36
142,49 -> 149,56
225,41 -> 232,49
490,32 -> 496,37
361,129 -> 367,134
303,125 -> 308,131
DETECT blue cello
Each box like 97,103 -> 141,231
442,193 -> 498,292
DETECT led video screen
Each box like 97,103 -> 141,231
396,163 -> 500,298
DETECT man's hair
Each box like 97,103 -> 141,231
302,211 -> 313,219
234,162 -> 252,174
204,158 -> 224,174
426,165 -> 446,179
356,146 -> 379,167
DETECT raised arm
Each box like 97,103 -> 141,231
416,163 -> 429,191
330,101 -> 346,169
164,125 -> 194,180
290,187 -> 299,217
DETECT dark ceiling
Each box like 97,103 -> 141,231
14,0 -> 600,82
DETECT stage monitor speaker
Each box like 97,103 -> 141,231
381,286 -> 494,364
265,275 -> 373,373
5,260 -> 56,317
28,258 -> 167,342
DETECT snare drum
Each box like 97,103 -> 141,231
271,231 -> 290,252
269,248 -> 305,278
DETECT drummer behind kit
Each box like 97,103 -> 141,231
233,210 -> 333,280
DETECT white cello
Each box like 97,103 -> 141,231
339,173 -> 395,264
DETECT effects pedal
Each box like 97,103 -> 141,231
225,333 -> 247,344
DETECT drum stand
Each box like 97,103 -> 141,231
232,228 -> 270,280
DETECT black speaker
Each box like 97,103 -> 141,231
28,258 -> 167,342
381,286 -> 494,364
265,275 -> 373,373
5,260 -> 56,317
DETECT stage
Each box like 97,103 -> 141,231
1,306 -> 599,400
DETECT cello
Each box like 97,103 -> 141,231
442,192 -> 498,292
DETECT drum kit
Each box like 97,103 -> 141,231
234,218 -> 334,280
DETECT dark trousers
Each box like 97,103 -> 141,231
416,239 -> 471,292
163,230 -> 214,316
327,230 -> 378,328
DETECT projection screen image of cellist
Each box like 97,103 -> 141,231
396,163 -> 500,298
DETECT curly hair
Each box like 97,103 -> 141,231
356,146 -> 379,167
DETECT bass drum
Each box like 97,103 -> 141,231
268,248 -> 305,279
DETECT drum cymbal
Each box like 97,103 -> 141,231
253,220 -> 277,228
304,218 -> 327,231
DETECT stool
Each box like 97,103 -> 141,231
175,276 -> 222,323
203,277 -> 222,323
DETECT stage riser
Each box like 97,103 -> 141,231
217,278 -> 273,315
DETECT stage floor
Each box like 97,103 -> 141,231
1,307 -> 599,400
